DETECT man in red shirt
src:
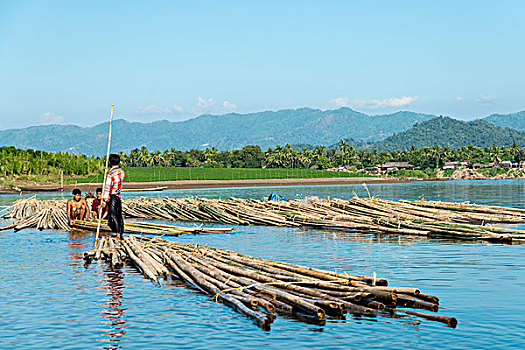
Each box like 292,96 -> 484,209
91,187 -> 108,220
101,154 -> 125,240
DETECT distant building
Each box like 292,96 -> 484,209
443,161 -> 470,170
443,161 -> 459,170
380,162 -> 413,171
326,166 -> 349,172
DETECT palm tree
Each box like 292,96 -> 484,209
491,144 -> 503,163
299,148 -> 312,168
137,146 -> 149,167
346,146 -> 357,165
338,140 -> 348,166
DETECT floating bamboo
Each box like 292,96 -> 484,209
83,234 -> 457,331
3,196 -> 525,243
119,196 -> 525,243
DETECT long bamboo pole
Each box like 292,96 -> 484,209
95,104 -> 114,247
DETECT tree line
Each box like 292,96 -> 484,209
3,142 -> 525,179
0,146 -> 103,177
118,142 -> 525,170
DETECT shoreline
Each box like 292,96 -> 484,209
0,177 -> 415,194
2,175 -> 520,195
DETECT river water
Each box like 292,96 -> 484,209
1,179 -> 524,349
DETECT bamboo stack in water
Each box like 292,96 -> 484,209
3,196 -> 525,243
83,234 -> 458,331
0,198 -> 69,231
83,236 -> 127,270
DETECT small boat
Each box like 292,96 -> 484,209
14,185 -> 63,192
121,186 -> 168,192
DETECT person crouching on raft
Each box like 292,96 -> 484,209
67,188 -> 89,225
91,187 -> 108,220
101,154 -> 125,240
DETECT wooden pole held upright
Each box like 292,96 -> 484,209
95,104 -> 114,247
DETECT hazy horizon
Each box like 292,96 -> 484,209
1,106 -> 524,131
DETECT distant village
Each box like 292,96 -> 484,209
325,160 -> 525,179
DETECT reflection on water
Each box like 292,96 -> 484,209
68,229 -> 92,265
97,266 -> 128,349
65,228 -> 129,349
294,226 -> 509,246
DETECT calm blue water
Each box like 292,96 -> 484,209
1,179 -> 524,349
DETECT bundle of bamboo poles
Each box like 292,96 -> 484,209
3,196 -> 525,243
120,197 -> 525,243
0,197 -> 235,235
7,197 -> 62,219
72,220 -> 234,236
0,198 -> 68,231
84,235 -> 127,269
121,196 -> 525,225
83,234 -> 457,331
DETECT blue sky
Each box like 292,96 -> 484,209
0,0 -> 524,129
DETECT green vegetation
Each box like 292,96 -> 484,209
117,143 -> 525,171
443,168 -> 455,177
376,116 -> 525,151
4,140 -> 525,185
476,166 -> 508,177
0,146 -> 103,184
78,167 -> 370,183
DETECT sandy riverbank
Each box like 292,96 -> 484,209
0,177 -> 414,194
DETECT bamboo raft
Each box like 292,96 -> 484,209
84,234 -> 458,331
0,198 -> 69,231
119,196 -> 525,243
0,197 -> 233,235
2,196 -> 525,243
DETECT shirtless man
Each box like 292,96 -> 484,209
67,188 -> 89,225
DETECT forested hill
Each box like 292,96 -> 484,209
0,108 -> 432,155
374,116 -> 525,151
484,111 -> 525,131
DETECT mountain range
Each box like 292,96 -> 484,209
0,108 -> 432,155
1,108 -> 525,155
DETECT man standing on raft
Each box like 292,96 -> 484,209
101,154 -> 125,240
